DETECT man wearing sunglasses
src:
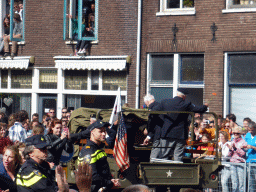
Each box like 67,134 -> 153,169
16,135 -> 57,192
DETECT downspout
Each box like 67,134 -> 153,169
135,0 -> 142,109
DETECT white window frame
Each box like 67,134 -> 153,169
157,0 -> 195,16
147,53 -> 204,98
223,52 -> 256,119
223,0 -> 256,13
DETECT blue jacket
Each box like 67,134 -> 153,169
245,132 -> 256,163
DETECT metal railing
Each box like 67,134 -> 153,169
204,161 -> 256,192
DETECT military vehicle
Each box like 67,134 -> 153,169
64,107 -> 222,192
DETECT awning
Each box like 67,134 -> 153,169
54,55 -> 130,71
0,56 -> 34,69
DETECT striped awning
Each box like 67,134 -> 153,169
54,56 -> 130,71
0,56 -> 34,69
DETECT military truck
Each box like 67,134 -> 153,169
65,107 -> 222,192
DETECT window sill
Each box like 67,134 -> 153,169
156,8 -> 195,16
222,8 -> 256,13
9,41 -> 25,45
65,40 -> 99,45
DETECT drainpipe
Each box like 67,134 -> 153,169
135,0 -> 142,109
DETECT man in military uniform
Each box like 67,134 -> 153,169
16,135 -> 57,192
78,120 -> 120,192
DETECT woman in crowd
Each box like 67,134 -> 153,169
0,145 -> 22,191
0,123 -> 13,160
219,131 -> 231,192
45,119 -> 73,166
228,126 -> 247,192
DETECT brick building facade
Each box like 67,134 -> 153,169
140,0 -> 256,124
0,0 -> 138,121
0,0 -> 256,124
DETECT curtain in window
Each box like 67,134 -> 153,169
230,87 -> 256,125
66,95 -> 81,110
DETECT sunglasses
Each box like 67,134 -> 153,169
62,112 -> 67,113
233,133 -> 241,135
49,112 -> 55,113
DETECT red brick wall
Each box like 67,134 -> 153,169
140,0 -> 256,115
16,0 -> 138,107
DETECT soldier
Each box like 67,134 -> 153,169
16,135 -> 57,192
77,120 -> 120,192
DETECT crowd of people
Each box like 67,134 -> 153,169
0,0 -> 23,58
193,113 -> 256,192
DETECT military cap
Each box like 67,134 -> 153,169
25,135 -> 49,149
90,120 -> 109,131
177,88 -> 190,95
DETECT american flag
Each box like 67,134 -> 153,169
113,115 -> 130,172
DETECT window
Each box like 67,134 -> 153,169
102,71 -> 127,91
180,54 -> 204,84
0,93 -> 31,117
9,0 -> 25,41
1,70 -> 8,89
148,54 -> 204,105
64,70 -> 87,90
39,70 -> 57,89
225,53 -> 256,125
227,0 -> 256,9
63,0 -> 98,41
157,0 -> 195,15
11,70 -> 32,89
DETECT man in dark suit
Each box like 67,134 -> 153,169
145,88 -> 208,162
143,94 -> 164,162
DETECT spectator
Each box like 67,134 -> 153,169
14,2 -> 22,21
199,119 -> 215,140
0,16 -> 10,54
32,126 -> 44,136
48,108 -> 56,120
8,113 -> 17,128
67,14 -> 88,56
8,110 -> 28,143
226,113 -> 238,130
193,134 -> 214,158
244,122 -> 256,191
194,117 -> 202,141
3,13 -> 23,57
0,145 -> 22,192
220,120 -> 231,141
219,131 -> 231,192
62,117 -> 68,128
45,119 -> 73,166
121,184 -> 151,192
66,112 -> 71,121
243,117 -> 251,132
15,142 -> 26,164
18,1 -> 23,21
227,126 -> 247,192
61,107 -> 68,119
0,123 -> 13,156
31,113 -> 39,122
75,162 -> 92,192
0,112 -> 8,124
22,121 -> 32,137
0,145 -> 22,180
